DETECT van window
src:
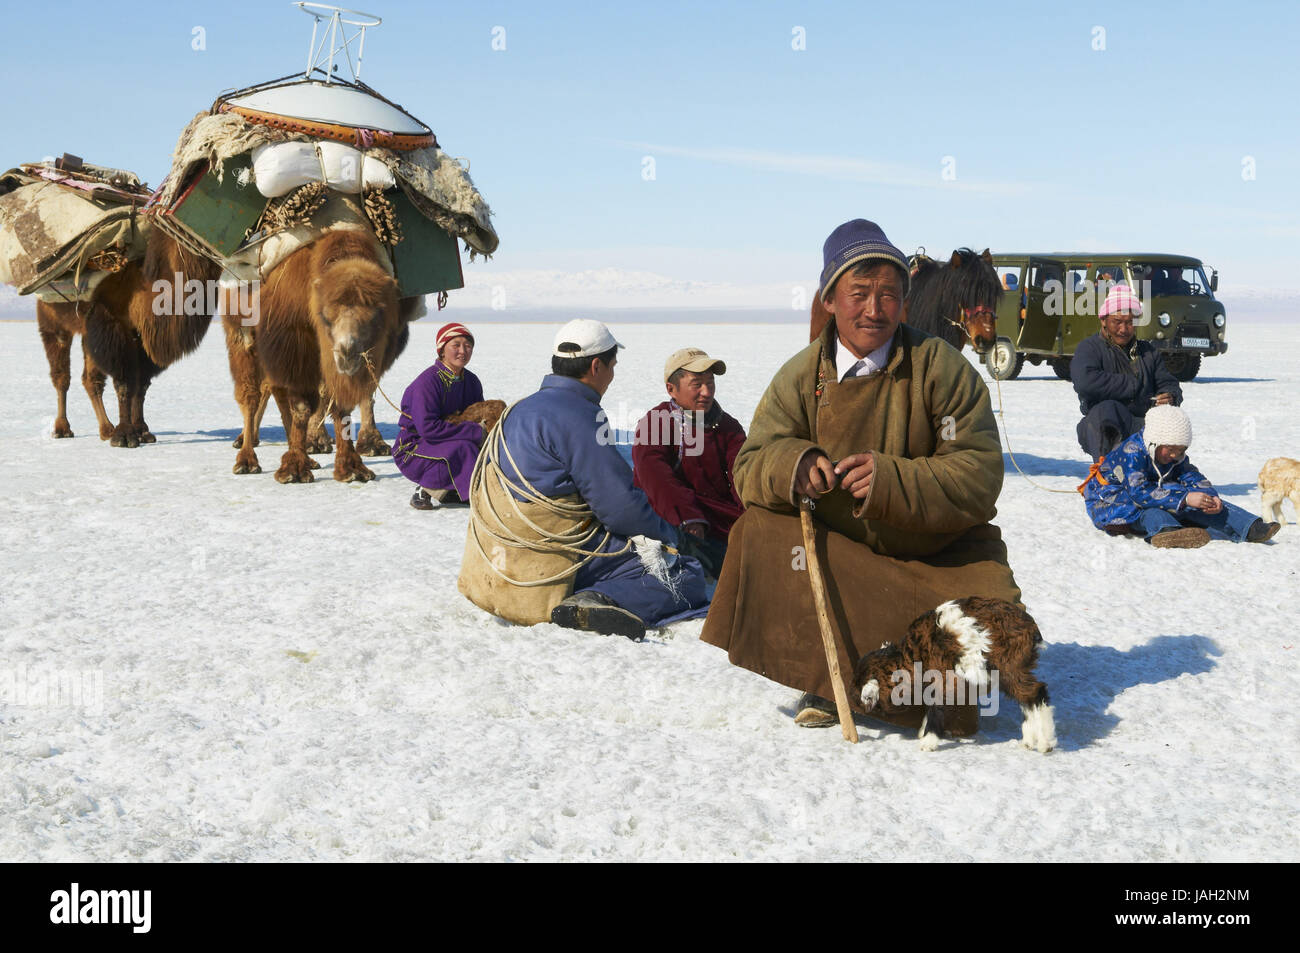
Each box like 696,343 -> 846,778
996,265 -> 1021,291
1029,261 -> 1063,290
1132,261 -> 1212,297
1094,265 -> 1126,287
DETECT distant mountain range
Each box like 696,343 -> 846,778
2,269 -> 1295,320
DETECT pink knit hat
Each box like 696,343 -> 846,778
1099,284 -> 1143,318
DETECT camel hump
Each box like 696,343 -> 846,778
310,228 -> 384,270
314,258 -> 398,310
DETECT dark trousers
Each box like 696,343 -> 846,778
677,533 -> 728,579
574,540 -> 708,626
1077,401 -> 1140,461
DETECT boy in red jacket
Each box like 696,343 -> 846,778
632,348 -> 747,577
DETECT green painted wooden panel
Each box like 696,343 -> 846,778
167,155 -> 265,258
389,189 -> 464,296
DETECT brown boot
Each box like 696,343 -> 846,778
1150,527 -> 1211,549
793,693 -> 838,728
1247,520 -> 1281,543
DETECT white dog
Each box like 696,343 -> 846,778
1259,457 -> 1300,529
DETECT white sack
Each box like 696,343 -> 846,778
251,141 -> 396,198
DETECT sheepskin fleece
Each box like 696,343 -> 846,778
0,169 -> 151,296
158,111 -> 498,256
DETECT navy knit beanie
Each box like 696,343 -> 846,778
819,219 -> 909,299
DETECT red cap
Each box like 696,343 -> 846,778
436,322 -> 474,353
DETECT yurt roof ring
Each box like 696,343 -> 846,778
212,4 -> 436,151
295,2 -> 382,83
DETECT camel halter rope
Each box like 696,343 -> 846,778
363,350 -> 410,420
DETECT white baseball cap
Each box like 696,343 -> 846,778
552,318 -> 624,358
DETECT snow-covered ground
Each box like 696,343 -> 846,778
1,317 -> 1296,861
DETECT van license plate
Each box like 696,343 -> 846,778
1181,337 -> 1209,349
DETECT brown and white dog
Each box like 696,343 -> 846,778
1259,457 -> 1300,529
852,597 -> 1056,752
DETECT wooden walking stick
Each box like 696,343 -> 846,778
799,496 -> 859,743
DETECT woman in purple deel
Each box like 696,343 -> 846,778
392,322 -> 486,510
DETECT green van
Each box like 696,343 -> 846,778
986,254 -> 1227,382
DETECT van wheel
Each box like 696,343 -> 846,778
1050,357 -> 1072,381
987,339 -> 1024,381
1163,352 -> 1201,382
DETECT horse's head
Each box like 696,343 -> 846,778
961,305 -> 999,354
948,248 -> 1002,354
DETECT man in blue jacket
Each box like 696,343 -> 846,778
458,319 -> 708,639
1071,284 -> 1182,461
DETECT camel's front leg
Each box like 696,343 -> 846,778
274,387 -> 317,468
275,393 -> 319,484
109,378 -> 139,448
305,383 -> 334,454
233,382 -> 270,449
130,379 -> 155,444
354,393 -> 391,456
80,340 -> 115,440
225,317 -> 265,474
331,405 -> 375,483
232,387 -> 265,474
38,315 -> 74,438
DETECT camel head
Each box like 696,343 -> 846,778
310,259 -> 399,378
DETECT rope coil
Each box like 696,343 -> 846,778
465,403 -> 632,587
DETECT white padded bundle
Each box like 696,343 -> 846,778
250,141 -> 396,197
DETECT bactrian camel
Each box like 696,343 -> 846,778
226,228 -> 405,483
76,227 -> 220,447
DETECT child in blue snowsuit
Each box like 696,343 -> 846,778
1080,405 -> 1279,548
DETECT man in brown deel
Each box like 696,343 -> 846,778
700,219 -> 1024,737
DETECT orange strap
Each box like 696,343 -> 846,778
1076,460 -> 1111,495
218,103 -> 436,152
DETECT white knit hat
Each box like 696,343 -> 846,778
1143,404 -> 1192,450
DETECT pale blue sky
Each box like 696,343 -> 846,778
5,0 -> 1298,293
